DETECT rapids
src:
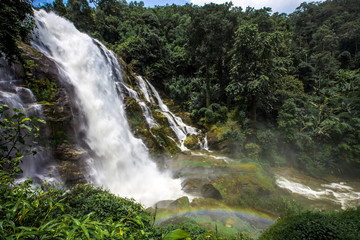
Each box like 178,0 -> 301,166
275,170 -> 360,210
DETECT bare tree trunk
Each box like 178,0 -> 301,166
250,95 -> 257,129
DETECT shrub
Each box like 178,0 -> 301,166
259,208 -> 360,240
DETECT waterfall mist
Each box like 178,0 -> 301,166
32,10 -> 184,206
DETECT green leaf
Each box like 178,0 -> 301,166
20,124 -> 32,132
20,118 -> 31,123
163,229 -> 191,240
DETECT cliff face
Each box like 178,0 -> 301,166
19,43 -> 90,185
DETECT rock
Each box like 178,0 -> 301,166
169,196 -> 190,209
55,143 -> 90,185
154,200 -> 173,209
201,183 -> 222,200
55,143 -> 86,162
184,134 -> 200,150
157,217 -> 191,227
181,178 -> 207,196
16,87 -> 36,104
190,198 -> 228,208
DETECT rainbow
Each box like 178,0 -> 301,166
154,206 -> 275,229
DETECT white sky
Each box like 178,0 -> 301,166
190,0 -> 322,13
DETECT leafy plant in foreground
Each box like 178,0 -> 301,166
0,104 -> 45,184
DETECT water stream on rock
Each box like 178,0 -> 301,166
0,59 -> 58,184
136,76 -> 199,151
276,174 -> 360,210
31,10 -> 184,206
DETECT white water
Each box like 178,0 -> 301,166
190,151 -> 232,163
276,176 -> 360,210
137,76 -> 154,103
118,79 -> 158,128
199,135 -> 210,151
141,78 -> 198,151
32,10 -> 184,206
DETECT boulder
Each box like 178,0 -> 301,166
154,200 -> 173,209
169,196 -> 190,209
184,134 -> 200,150
201,183 -> 222,200
181,178 -> 206,196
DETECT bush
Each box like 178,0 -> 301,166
259,208 -> 360,240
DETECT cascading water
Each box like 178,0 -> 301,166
276,176 -> 360,210
118,78 -> 158,128
135,76 -> 198,151
31,10 -> 184,206
0,59 -> 58,184
137,76 -> 154,104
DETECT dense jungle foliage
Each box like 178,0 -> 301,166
36,0 -> 360,176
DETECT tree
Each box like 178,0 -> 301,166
53,0 -> 67,16
227,24 -> 286,128
66,0 -> 95,33
0,0 -> 34,63
187,3 -> 237,108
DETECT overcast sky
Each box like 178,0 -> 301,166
33,0 -> 322,14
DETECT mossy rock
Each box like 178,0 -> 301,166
151,127 -> 181,154
190,198 -> 229,209
122,98 -> 181,154
169,196 -> 190,209
20,43 -> 59,103
184,134 -> 200,150
152,111 -> 178,139
123,97 -> 146,130
212,163 -> 275,206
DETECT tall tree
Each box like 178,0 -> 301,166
227,24 -> 285,127
187,3 -> 237,107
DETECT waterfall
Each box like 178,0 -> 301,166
0,58 -> 58,184
31,10 -> 184,206
135,76 -> 198,151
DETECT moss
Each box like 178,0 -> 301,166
184,134 -> 200,150
122,97 -> 181,154
23,60 -> 57,102
211,163 -> 275,206
124,97 -> 146,130
151,127 -> 181,154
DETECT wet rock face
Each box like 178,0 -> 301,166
181,178 -> 203,195
55,142 -> 90,185
169,196 -> 190,209
16,87 -> 36,104
201,183 -> 223,200
18,43 -> 88,185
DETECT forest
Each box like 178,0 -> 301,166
36,0 -> 360,175
1,0 -> 360,239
